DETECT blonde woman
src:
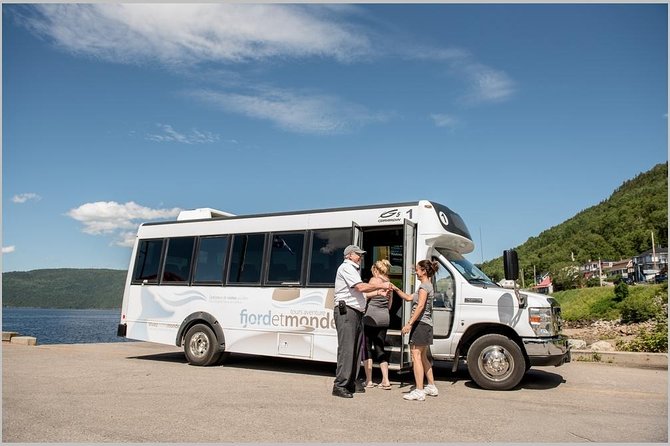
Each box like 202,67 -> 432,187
362,259 -> 393,389
391,259 -> 440,401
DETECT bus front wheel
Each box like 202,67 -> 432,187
466,334 -> 526,390
184,323 -> 220,366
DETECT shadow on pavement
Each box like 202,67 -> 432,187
127,350 -> 335,377
222,353 -> 335,377
126,351 -> 566,390
461,368 -> 566,391
127,351 -> 187,363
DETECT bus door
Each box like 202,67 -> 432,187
386,220 -> 416,370
351,221 -> 364,269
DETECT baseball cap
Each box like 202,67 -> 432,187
343,245 -> 366,256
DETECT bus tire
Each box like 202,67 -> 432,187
184,323 -> 220,366
466,334 -> 526,390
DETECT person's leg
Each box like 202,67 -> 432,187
363,325 -> 374,386
374,327 -> 390,387
380,361 -> 391,387
422,348 -> 435,386
349,310 -> 364,391
333,308 -> 356,390
404,344 -> 427,400
411,345 -> 425,390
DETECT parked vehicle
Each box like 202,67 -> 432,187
118,200 -> 570,390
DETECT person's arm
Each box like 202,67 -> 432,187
362,277 -> 386,300
391,283 -> 413,301
401,288 -> 427,334
341,263 -> 390,296
353,280 -> 391,295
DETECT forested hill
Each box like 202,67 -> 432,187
2,269 -> 127,309
480,162 -> 668,283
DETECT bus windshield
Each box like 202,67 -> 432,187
435,248 -> 498,287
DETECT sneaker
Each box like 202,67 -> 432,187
403,389 -> 426,401
424,384 -> 439,397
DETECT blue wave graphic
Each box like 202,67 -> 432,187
158,289 -> 208,307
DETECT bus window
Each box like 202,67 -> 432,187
307,228 -> 349,285
132,239 -> 164,284
193,236 -> 229,285
228,233 -> 266,284
162,237 -> 195,284
267,232 -> 305,284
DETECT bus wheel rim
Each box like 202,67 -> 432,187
189,332 -> 210,358
478,345 -> 513,381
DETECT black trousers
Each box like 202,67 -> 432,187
364,324 -> 389,364
333,305 -> 363,391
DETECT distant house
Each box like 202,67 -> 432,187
532,274 -> 553,295
633,247 -> 668,282
580,259 -> 614,281
605,259 -> 634,280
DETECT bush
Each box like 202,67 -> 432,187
588,295 -> 620,320
617,321 -> 668,353
619,292 -> 663,323
614,281 -> 629,302
585,277 -> 601,288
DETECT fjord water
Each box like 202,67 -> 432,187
2,307 -> 134,344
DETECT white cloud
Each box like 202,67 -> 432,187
67,201 -> 182,247
401,46 -> 515,104
12,193 -> 42,204
190,87 -> 389,135
2,246 -> 16,254
430,113 -> 459,130
463,63 -> 515,104
21,3 -> 514,131
146,124 -> 220,144
25,4 -> 371,66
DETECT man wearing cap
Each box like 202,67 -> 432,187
332,244 -> 392,398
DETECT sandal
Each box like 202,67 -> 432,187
365,382 -> 377,388
379,383 -> 392,390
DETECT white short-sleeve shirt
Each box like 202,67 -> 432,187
334,259 -> 366,311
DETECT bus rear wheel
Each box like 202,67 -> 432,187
184,323 -> 220,366
466,334 -> 526,390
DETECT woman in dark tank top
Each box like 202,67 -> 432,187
362,259 -> 393,389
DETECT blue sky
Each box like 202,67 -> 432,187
2,3 -> 668,273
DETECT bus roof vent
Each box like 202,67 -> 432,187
177,208 -> 236,221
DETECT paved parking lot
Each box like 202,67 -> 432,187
3,342 -> 667,443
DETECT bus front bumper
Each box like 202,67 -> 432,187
523,335 -> 571,367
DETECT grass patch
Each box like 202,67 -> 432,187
550,283 -> 666,322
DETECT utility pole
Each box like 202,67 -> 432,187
533,265 -> 537,286
479,227 -> 484,264
598,257 -> 603,287
651,230 -> 658,272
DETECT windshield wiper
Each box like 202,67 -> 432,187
468,277 -> 493,285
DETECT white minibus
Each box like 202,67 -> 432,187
118,199 -> 570,390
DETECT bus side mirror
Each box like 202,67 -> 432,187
503,250 -> 519,281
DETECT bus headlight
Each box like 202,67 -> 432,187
528,307 -> 556,336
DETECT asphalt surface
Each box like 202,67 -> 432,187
3,341 -> 668,443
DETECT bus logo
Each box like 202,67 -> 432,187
379,209 -> 401,219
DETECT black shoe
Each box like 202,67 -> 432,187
332,386 -> 353,398
351,381 -> 366,393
